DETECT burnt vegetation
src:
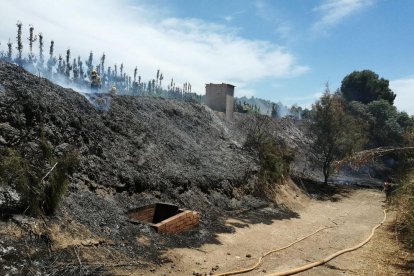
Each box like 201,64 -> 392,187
0,20 -> 414,274
0,22 -> 201,102
0,60 -> 304,275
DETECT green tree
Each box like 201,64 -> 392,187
47,40 -> 57,76
85,51 -> 93,77
309,87 -> 367,185
290,104 -> 302,119
65,49 -> 72,78
6,40 -> 13,62
301,108 -> 312,120
341,70 -> 396,105
367,100 -> 403,147
27,24 -> 37,63
38,33 -> 44,69
72,58 -> 78,81
78,56 -> 84,79
100,53 -> 105,77
57,54 -> 64,75
15,21 -> 23,65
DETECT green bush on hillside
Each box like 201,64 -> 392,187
395,171 -> 414,250
0,147 -> 78,216
244,114 -> 295,196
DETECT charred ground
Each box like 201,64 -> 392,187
0,62 -> 313,275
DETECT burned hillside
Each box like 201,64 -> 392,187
0,61 -> 260,194
0,61 -> 311,275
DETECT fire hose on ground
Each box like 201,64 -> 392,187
213,209 -> 387,276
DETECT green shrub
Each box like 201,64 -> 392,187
244,114 -> 295,196
0,148 -> 78,216
395,170 -> 414,250
39,128 -> 53,161
258,140 -> 294,184
0,149 -> 40,214
43,151 -> 79,215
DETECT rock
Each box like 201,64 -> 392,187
246,254 -> 252,258
0,186 -> 22,214
54,143 -> 72,156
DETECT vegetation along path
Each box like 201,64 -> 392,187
128,188 -> 412,276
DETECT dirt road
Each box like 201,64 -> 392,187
144,188 -> 410,276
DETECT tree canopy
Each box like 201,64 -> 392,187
309,87 -> 367,185
340,70 -> 396,105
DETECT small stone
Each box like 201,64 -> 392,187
262,269 -> 267,273
227,252 -> 231,255
246,254 -> 252,258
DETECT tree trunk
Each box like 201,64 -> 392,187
323,161 -> 330,186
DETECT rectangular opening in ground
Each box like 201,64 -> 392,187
127,203 -> 182,224
127,203 -> 200,233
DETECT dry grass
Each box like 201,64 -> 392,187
356,211 -> 414,275
333,146 -> 414,171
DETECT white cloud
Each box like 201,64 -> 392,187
0,0 -> 308,95
312,0 -> 375,34
390,77 -> 414,115
222,10 -> 245,23
223,16 -> 233,22
276,24 -> 293,40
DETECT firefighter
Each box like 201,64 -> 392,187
110,86 -> 117,95
90,69 -> 101,91
383,181 -> 396,203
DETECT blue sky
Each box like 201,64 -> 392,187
1,0 -> 413,113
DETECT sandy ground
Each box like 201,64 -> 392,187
125,188 -> 413,276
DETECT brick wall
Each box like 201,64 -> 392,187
152,210 -> 200,233
127,205 -> 156,223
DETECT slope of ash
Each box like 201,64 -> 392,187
0,62 -> 305,275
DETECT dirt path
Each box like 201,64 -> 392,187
141,188 -> 410,276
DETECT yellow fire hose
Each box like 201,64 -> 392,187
266,209 -> 387,276
213,226 -> 332,276
214,209 -> 387,276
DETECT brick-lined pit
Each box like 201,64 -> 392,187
127,203 -> 200,233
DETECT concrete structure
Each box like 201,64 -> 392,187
205,83 -> 235,120
127,203 -> 200,233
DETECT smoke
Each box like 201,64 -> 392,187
85,93 -> 113,112
22,62 -> 113,111
0,0 -> 308,98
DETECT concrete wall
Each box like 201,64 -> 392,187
205,83 -> 235,120
226,93 -> 234,121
